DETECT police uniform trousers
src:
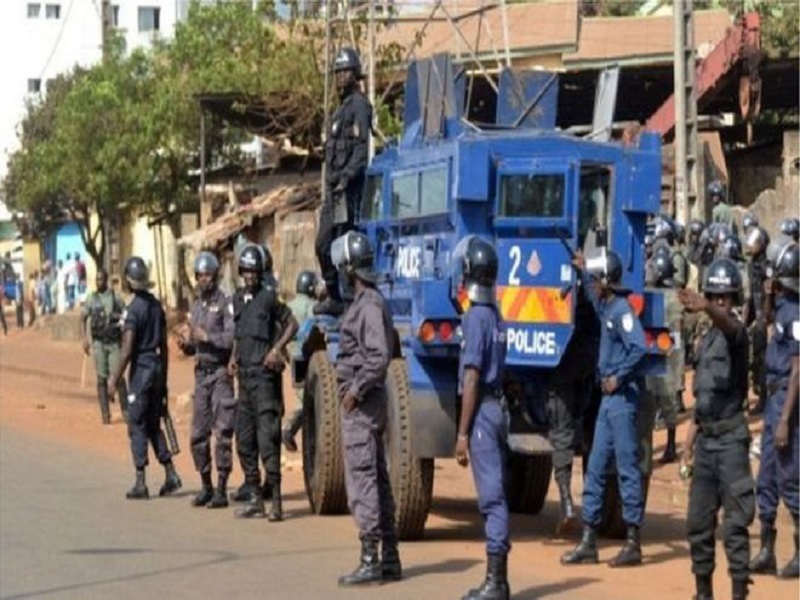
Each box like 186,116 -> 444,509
687,420 -> 755,582
127,358 -> 171,469
191,364 -> 236,477
341,386 -> 397,541
756,386 -> 800,526
749,320 -> 768,404
93,340 -> 128,405
582,387 -> 643,527
470,397 -> 511,555
314,188 -> 356,298
235,366 -> 283,486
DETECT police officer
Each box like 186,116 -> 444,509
333,231 -> 400,586
229,244 -> 298,521
108,257 -> 182,500
80,268 -> 128,425
177,251 -> 235,509
453,236 -> 511,600
678,258 -> 753,600
562,249 -> 647,568
781,217 -> 800,243
548,287 -> 600,536
314,47 -> 373,317
646,245 -> 682,463
744,226 -> 771,415
742,212 -> 759,236
282,270 -> 318,453
708,180 -> 737,234
750,240 -> 799,579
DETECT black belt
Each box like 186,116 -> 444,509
767,380 -> 788,396
196,363 -> 225,374
697,414 -> 746,437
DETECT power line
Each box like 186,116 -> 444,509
37,0 -> 77,82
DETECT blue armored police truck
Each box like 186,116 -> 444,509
295,56 -> 673,540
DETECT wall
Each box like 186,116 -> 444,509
728,141 -> 783,208
120,215 -> 179,309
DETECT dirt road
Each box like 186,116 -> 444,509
0,327 -> 796,599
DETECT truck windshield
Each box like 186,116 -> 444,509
499,173 -> 565,218
362,174 -> 383,221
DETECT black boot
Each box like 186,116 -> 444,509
609,525 -> 642,567
461,553 -> 510,600
236,494 -> 266,519
554,468 -> 577,536
192,472 -> 214,507
382,536 -> 402,582
267,482 -> 283,522
731,578 -> 749,600
282,409 -> 302,452
778,528 -> 799,579
660,427 -> 677,464
229,480 -> 256,503
313,297 -> 344,317
126,469 -> 149,499
749,525 -> 777,574
97,380 -> 111,425
207,474 -> 229,509
692,574 -> 713,600
561,525 -> 599,565
338,538 -> 383,587
159,461 -> 182,496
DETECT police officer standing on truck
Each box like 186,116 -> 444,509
562,248 -> 647,568
177,251 -> 235,509
678,257 -> 753,600
108,257 -> 182,500
80,268 -> 128,425
314,47 -> 373,317
453,236 -> 512,600
282,270 -> 318,453
229,244 -> 298,521
750,240 -> 799,580
333,231 -> 400,587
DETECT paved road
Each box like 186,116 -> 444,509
0,426 -> 597,600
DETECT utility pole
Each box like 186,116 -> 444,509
673,0 -> 699,225
101,0 -> 112,62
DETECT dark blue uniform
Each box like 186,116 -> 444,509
459,303 -> 509,555
581,275 -> 647,528
124,290 -> 171,469
757,293 -> 800,526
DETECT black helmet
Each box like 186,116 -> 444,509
702,257 -> 742,297
238,244 -> 264,275
673,220 -> 687,245
707,179 -> 726,200
124,256 -> 151,291
719,235 -> 744,262
689,219 -> 705,239
653,245 -> 675,287
193,251 -> 219,275
773,241 -> 799,293
295,270 -> 317,296
653,217 -> 675,245
780,217 -> 800,242
333,47 -> 363,79
744,226 -> 770,257
331,231 -> 377,283
454,236 -> 498,304
644,233 -> 655,248
742,212 -> 759,232
259,244 -> 274,274
586,248 -> 624,290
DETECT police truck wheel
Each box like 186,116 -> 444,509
302,351 -> 347,515
385,359 -> 434,541
506,452 -> 553,515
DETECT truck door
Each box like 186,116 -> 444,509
493,157 -> 579,369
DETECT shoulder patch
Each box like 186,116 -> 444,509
621,312 -> 634,333
793,321 -> 800,342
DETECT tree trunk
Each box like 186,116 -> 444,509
165,212 -> 189,311
70,206 -> 105,269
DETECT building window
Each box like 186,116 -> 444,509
45,3 -> 61,18
27,3 -> 41,18
137,6 -> 160,32
28,79 -> 42,94
112,4 -> 120,27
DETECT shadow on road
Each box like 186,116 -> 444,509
402,557 -> 481,579
514,576 -> 599,599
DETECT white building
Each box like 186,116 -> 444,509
0,0 -> 192,186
